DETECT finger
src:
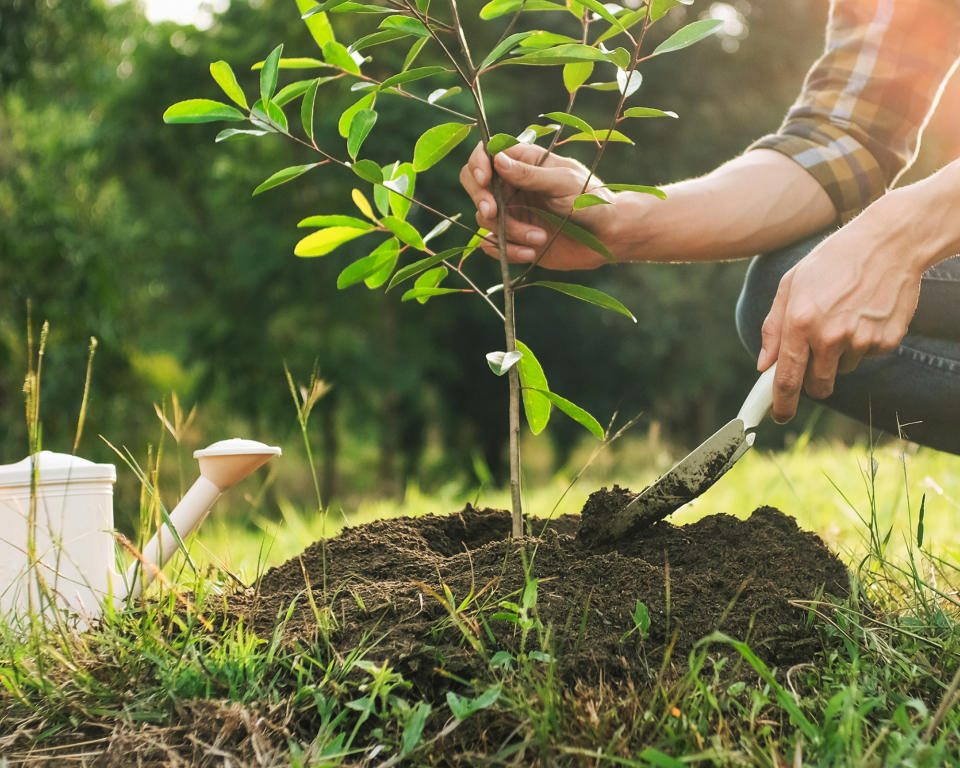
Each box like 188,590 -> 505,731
480,238 -> 537,264
837,350 -> 863,374
770,326 -> 809,424
493,151 -> 581,197
500,142 -> 585,171
804,345 -> 841,400
459,160 -> 498,221
467,141 -> 493,186
758,278 -> 790,371
476,210 -> 548,248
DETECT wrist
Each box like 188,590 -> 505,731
604,191 -> 663,262
879,160 -> 960,274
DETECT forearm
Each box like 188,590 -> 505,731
607,149 -> 837,263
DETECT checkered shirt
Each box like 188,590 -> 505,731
750,0 -> 960,223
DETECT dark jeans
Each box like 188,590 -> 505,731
735,232 -> 960,455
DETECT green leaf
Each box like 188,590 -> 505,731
562,61 -> 593,93
622,106 -> 679,119
380,66 -> 448,89
541,110 -> 593,134
427,87 -> 461,104
532,209 -> 614,261
163,99 -> 245,124
350,29 -> 410,51
252,163 -> 319,195
399,702 -> 432,758
530,281 -> 635,322
565,129 -> 634,144
323,40 -> 361,74
506,43 -> 615,67
392,38 -> 422,71
209,61 -> 247,109
604,183 -> 667,199
595,9 -> 648,43
478,31 -> 535,71
251,99 -> 288,132
295,0 -> 337,48
365,237 -> 401,287
382,216 -> 425,250
386,248 -> 459,291
519,31 -> 579,48
480,0 -> 563,19
350,159 -> 383,183
251,57 -> 329,69
514,340 -> 550,435
215,128 -> 270,142
413,123 -> 473,172
652,19 -> 723,56
260,44 -> 283,104
301,78 -> 320,141
347,108 -> 377,159
411,265 -> 447,303
299,214 -> 374,229
337,239 -> 399,289
650,0 -> 693,23
401,286 -> 460,302
274,81 -> 309,108
523,123 -> 561,139
379,14 -> 429,37
301,0 -> 350,15
338,92 -> 375,138
637,748 -> 686,768
486,351 -> 522,376
576,0 -> 622,27
446,685 -> 502,720
573,193 -> 610,209
486,134 -> 518,156
295,226 -> 371,257
386,162 -> 416,220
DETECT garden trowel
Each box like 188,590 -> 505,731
587,363 -> 778,544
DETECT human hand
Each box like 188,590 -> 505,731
757,211 -> 923,423
459,142 -> 620,270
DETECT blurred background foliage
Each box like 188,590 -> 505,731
1,0 -> 957,527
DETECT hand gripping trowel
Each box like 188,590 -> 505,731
580,363 -> 778,546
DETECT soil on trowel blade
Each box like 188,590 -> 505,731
228,488 -> 849,699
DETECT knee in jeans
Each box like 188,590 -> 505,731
736,255 -> 783,357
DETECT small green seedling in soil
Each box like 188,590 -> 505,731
165,0 -> 723,537
619,597 -> 651,643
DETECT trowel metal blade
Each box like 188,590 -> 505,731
595,419 -> 749,543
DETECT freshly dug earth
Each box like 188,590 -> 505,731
230,487 -> 850,697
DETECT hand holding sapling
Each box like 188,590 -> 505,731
461,142 -> 618,270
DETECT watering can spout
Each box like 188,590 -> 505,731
123,439 -> 280,603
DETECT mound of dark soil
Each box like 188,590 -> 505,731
229,487 -> 850,698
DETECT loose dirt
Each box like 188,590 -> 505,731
229,487 -> 850,697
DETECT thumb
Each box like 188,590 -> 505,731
493,151 -> 579,197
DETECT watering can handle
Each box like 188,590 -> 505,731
736,362 -> 777,432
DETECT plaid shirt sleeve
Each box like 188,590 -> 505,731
749,0 -> 960,223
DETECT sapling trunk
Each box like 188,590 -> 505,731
447,0 -> 523,535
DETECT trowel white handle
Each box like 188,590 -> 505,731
736,362 -> 777,431
124,476 -> 220,602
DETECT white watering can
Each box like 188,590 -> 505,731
0,438 -> 280,626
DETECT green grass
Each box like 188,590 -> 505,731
3,436 -> 960,766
